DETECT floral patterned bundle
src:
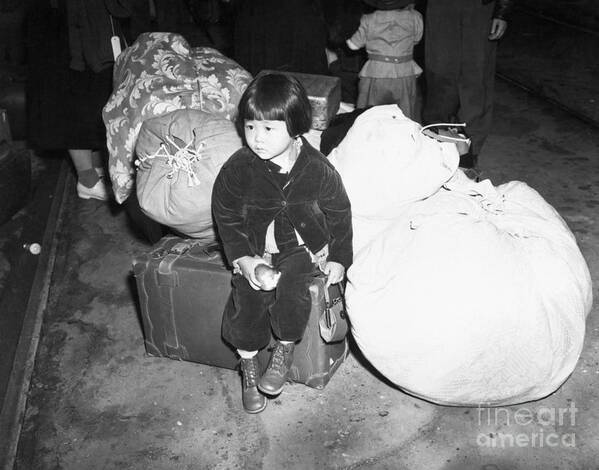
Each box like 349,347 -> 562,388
102,32 -> 252,204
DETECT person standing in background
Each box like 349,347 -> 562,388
26,0 -> 150,201
346,0 -> 423,119
422,0 -> 513,170
321,0 -> 367,105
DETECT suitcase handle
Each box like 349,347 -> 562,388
168,241 -> 220,256
152,238 -> 223,261
170,242 -> 191,255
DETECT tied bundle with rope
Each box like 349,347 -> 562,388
135,108 -> 242,243
330,106 -> 593,406
102,32 -> 252,204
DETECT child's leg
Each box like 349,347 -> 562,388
393,76 -> 418,121
258,246 -> 319,395
222,274 -> 273,352
269,247 -> 320,342
238,352 -> 266,414
222,275 -> 272,414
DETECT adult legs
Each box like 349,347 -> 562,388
91,150 -> 105,173
68,149 -> 109,200
457,1 -> 497,157
422,0 -> 462,126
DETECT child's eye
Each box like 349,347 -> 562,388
265,127 -> 272,132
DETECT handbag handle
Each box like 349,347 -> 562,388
323,282 -> 346,326
320,281 -> 349,342
324,281 -> 345,305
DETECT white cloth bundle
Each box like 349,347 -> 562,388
345,171 -> 592,405
329,106 -> 592,405
328,105 -> 459,253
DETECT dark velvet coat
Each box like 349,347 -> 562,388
212,138 -> 353,270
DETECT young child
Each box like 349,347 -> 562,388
346,0 -> 423,119
212,73 -> 353,414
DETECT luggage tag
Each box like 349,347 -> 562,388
109,15 -> 123,60
111,36 -> 122,60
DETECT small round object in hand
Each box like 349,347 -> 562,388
254,264 -> 281,291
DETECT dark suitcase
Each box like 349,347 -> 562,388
257,70 -> 341,130
132,236 -> 348,389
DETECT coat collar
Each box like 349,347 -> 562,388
249,136 -> 313,180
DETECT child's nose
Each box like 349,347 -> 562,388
254,129 -> 265,143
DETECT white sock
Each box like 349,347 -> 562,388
279,341 -> 293,345
238,349 -> 258,359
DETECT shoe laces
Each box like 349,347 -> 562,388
269,343 -> 292,374
241,358 -> 259,388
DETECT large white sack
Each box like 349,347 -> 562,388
346,172 -> 593,406
328,105 -> 459,221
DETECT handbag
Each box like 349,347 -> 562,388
319,282 -> 349,343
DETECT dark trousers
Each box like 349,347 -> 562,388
422,0 -> 497,156
222,246 -> 320,351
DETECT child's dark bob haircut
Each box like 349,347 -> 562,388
237,73 -> 312,138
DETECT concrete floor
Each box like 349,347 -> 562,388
6,74 -> 598,470
496,6 -> 599,126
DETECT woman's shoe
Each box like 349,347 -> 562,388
76,179 -> 109,201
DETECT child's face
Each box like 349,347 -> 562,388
244,120 -> 295,162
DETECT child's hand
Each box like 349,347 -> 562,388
323,261 -> 345,288
235,255 -> 267,290
254,263 -> 281,291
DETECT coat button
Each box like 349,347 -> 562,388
300,222 -> 306,228
281,201 -> 287,207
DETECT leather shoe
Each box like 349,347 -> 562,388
258,342 -> 295,396
77,179 -> 109,201
240,356 -> 267,414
